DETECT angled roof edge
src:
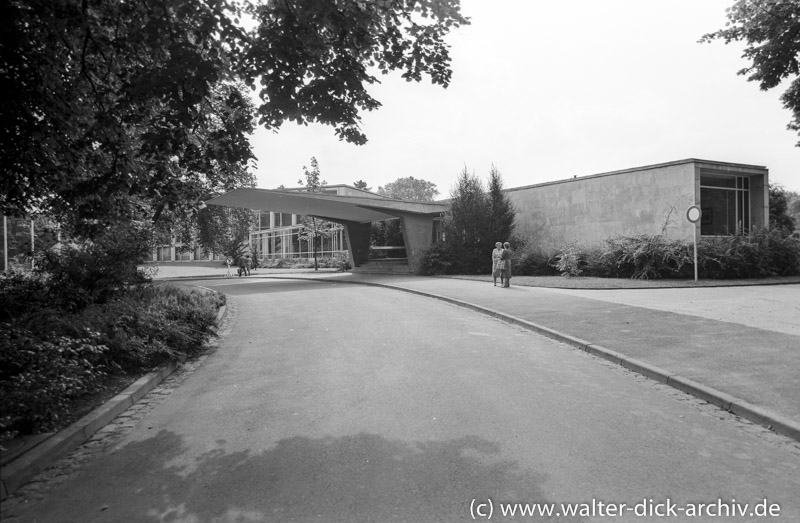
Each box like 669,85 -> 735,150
205,187 -> 447,224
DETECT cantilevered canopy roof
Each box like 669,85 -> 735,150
206,188 -> 447,223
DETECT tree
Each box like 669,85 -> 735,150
377,177 -> 439,202
353,180 -> 372,191
700,0 -> 800,145
297,157 -> 331,270
193,205 -> 254,261
443,167 -> 492,273
1,0 -> 468,236
420,166 -> 516,275
244,0 -> 469,145
1,1 -> 257,237
788,190 -> 800,229
486,165 -> 516,244
769,183 -> 797,232
371,176 -> 438,249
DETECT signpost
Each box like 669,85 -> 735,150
686,205 -> 702,282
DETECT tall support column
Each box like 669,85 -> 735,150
397,212 -> 436,275
340,220 -> 371,267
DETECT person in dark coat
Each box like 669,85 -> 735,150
501,242 -> 512,287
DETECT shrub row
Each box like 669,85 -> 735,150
526,227 -> 800,279
0,272 -> 225,440
420,227 -> 800,279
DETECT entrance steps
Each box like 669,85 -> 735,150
351,258 -> 412,275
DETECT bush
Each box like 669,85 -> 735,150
551,243 -> 586,277
514,247 -> 559,276
419,242 -> 460,275
326,252 -> 352,271
77,284 -> 224,370
599,235 -> 693,279
0,327 -> 108,440
698,227 -> 800,278
0,275 -> 225,440
545,228 -> 800,280
35,221 -> 155,309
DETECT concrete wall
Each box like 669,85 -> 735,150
507,162 -> 697,249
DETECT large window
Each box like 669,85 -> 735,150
156,246 -> 172,261
250,224 -> 347,260
700,174 -> 750,236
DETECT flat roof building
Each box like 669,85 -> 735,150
201,158 -> 770,274
507,159 -> 769,249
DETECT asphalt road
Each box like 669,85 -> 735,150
12,279 -> 800,522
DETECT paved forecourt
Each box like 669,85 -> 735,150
6,278 -> 800,521
323,274 -> 800,430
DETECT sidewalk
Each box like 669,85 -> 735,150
179,269 -> 800,441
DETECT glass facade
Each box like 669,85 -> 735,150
250,212 -> 348,261
700,174 -> 751,236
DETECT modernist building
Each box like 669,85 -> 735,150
197,158 -> 770,273
207,186 -> 448,273
507,159 -> 769,248
249,184 -> 384,262
150,185 -> 387,263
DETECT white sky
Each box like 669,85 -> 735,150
249,0 -> 800,196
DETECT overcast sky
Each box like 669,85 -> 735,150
249,0 -> 799,197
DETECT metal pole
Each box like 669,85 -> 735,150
693,223 -> 698,282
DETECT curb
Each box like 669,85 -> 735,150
0,362 -> 178,500
266,276 -> 800,444
0,303 -> 229,501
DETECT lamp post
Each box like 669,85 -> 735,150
686,205 -> 702,282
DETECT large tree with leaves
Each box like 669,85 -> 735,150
371,176 -> 439,248
700,0 -> 800,145
244,0 -> 469,145
1,1 -> 257,237
1,0 -> 469,237
377,177 -> 439,202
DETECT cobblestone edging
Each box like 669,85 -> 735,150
0,299 -> 233,514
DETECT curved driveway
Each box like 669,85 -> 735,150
11,279 -> 800,522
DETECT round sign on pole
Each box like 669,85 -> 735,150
686,205 -> 702,223
686,205 -> 701,282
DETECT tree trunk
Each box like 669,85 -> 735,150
312,217 -> 319,270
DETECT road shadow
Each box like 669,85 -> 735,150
16,430 -> 583,522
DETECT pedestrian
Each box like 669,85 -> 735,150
245,254 -> 252,276
501,242 -> 512,287
237,254 -> 248,277
491,242 -> 504,286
